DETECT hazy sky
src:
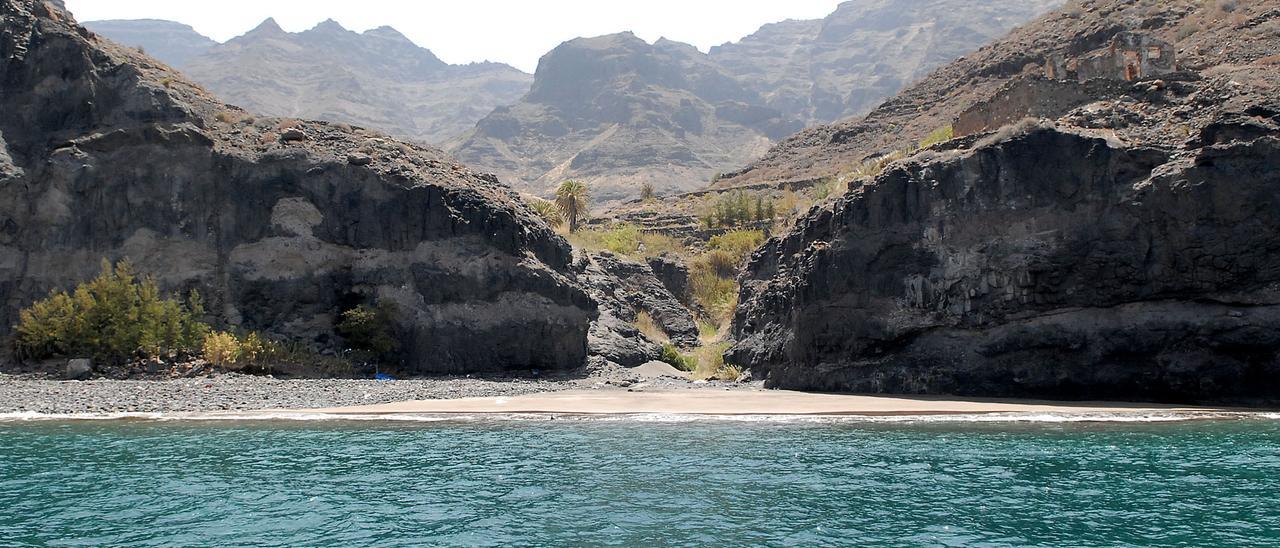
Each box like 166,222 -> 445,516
63,0 -> 845,73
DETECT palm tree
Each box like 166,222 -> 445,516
555,180 -> 590,233
529,198 -> 563,228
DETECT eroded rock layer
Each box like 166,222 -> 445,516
731,123 -> 1280,403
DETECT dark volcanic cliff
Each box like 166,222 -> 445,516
729,1 -> 1280,403
0,0 -> 599,374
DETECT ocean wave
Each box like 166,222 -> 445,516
1,410 -> 1277,424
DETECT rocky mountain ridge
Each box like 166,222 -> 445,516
708,0 -> 1063,126
450,0 -> 1060,203
86,17 -> 533,145
82,18 -> 214,67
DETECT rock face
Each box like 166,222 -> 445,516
0,1 -> 595,374
82,19 -> 215,67
449,32 -> 790,204
708,0 -> 1061,125
87,17 -> 532,146
729,0 -> 1280,404
580,252 -> 700,366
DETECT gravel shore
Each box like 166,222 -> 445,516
0,364 -> 751,414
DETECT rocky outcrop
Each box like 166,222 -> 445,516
731,121 -> 1280,403
88,17 -> 532,145
580,252 -> 700,366
0,0 -> 596,374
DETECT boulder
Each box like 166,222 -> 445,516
279,128 -> 307,142
66,359 -> 92,380
647,253 -> 691,306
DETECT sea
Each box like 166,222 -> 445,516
1,412 -> 1278,546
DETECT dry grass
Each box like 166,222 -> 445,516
565,224 -> 684,259
634,310 -> 668,344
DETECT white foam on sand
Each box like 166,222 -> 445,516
1,410 -> 1276,424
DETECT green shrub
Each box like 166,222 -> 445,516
336,302 -> 399,357
14,260 -> 209,362
708,230 -> 765,264
919,124 -> 955,149
703,190 -> 775,228
688,255 -> 739,323
529,198 -> 564,227
660,343 -> 698,372
566,224 -> 683,258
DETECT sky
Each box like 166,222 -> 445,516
62,0 -> 845,73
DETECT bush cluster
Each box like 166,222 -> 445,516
14,260 -> 208,362
702,190 -> 776,229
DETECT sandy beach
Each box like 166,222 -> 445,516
294,389 -> 1221,417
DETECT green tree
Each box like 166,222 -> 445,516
336,302 -> 400,358
555,180 -> 591,233
14,260 -> 208,362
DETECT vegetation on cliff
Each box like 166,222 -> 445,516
14,261 -> 208,362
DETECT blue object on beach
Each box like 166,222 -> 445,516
373,373 -> 395,381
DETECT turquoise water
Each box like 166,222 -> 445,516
1,416 -> 1279,547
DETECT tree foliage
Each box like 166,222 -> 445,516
14,260 -> 208,362
555,180 -> 591,233
336,302 -> 400,358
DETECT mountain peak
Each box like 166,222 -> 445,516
246,17 -> 284,36
310,18 -> 348,33
363,25 -> 416,46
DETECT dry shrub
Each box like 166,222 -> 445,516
634,310 -> 668,344
202,331 -> 241,370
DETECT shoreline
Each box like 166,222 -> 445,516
290,389 -> 1239,418
2,374 -> 1274,422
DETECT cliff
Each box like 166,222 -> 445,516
0,0 -> 603,374
729,0 -> 1280,403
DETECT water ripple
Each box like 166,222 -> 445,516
1,420 -> 1278,546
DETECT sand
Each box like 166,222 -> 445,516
291,388 -> 1219,417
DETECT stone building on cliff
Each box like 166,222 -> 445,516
954,32 -> 1177,137
1046,31 -> 1176,83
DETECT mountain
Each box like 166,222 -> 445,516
708,0 -> 1062,125
87,18 -> 533,145
451,0 -> 1061,203
1,0 -> 695,374
728,0 -> 1280,403
82,19 -> 216,67
449,32 -> 797,204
